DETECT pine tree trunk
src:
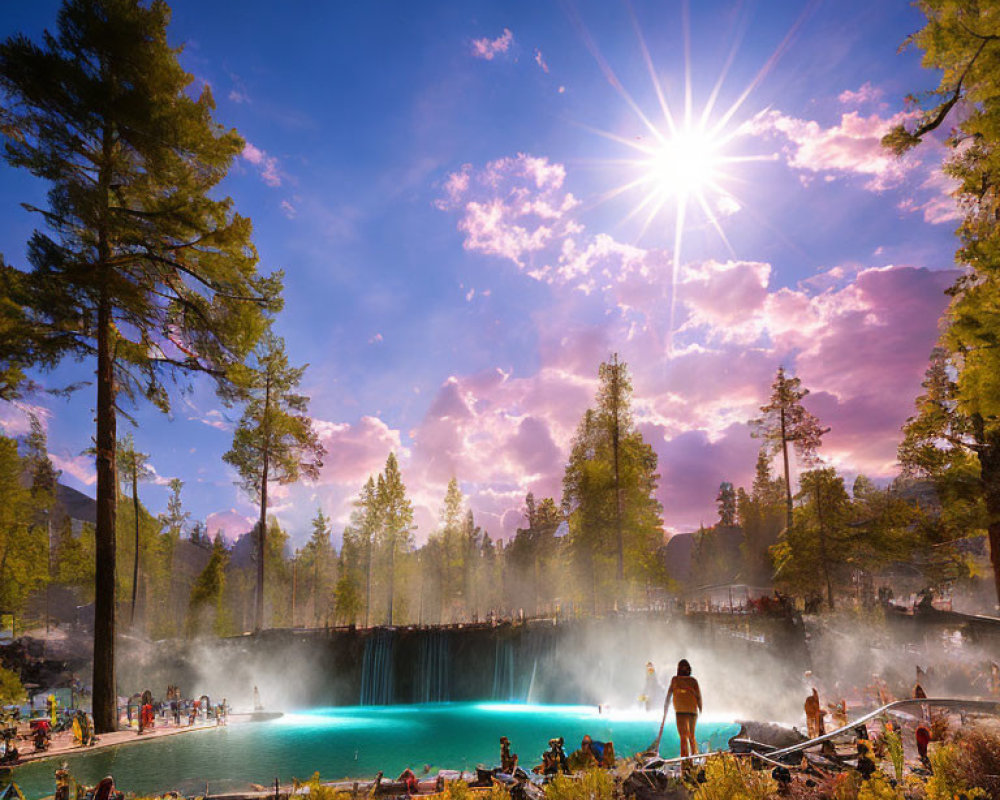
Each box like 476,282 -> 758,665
255,374 -> 271,633
780,407 -> 793,532
387,542 -> 395,626
365,539 -> 373,628
612,356 -> 624,584
977,433 -> 1000,609
93,288 -> 118,733
255,462 -> 268,632
814,481 -> 835,610
130,472 -> 140,627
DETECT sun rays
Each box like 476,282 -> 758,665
567,0 -> 815,351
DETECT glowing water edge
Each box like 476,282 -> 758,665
14,704 -> 739,799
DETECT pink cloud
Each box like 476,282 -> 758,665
50,452 -> 96,486
313,415 -> 403,484
429,153 -> 956,535
838,82 -> 884,107
534,49 -> 549,73
206,508 -> 254,541
241,142 -> 281,187
437,154 -> 580,270
0,401 -> 50,437
898,169 -> 961,225
745,109 -> 917,191
470,28 -> 513,61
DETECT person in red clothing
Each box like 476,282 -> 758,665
664,659 -> 702,759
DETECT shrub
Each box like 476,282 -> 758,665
0,666 -> 24,706
856,774 -> 904,800
484,782 -> 512,800
444,780 -> 473,800
691,754 -> 777,800
292,773 -> 355,800
925,743 -> 988,800
880,725 -> 904,783
952,725 -> 1000,798
544,769 -> 616,800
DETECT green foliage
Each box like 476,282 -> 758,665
0,434 -> 47,614
884,1 -> 1000,604
751,367 -> 827,531
922,726 -> 1000,800
298,508 -> 336,626
376,453 -> 414,626
292,773 -> 353,800
185,534 -> 231,637
0,0 -> 282,729
926,739 -> 989,800
544,770 -> 616,800
224,332 -> 323,630
0,665 -> 25,706
880,723 -> 904,784
563,356 -> 664,612
506,493 -> 565,617
692,754 -> 777,800
771,468 -> 851,609
738,450 -> 786,584
716,483 -> 736,527
442,780 -> 473,800
855,774 -> 904,800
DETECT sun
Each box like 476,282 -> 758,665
646,127 -> 724,202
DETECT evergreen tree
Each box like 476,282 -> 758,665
160,478 -> 190,542
346,476 -> 379,627
716,482 -> 737,527
772,468 -> 851,609
186,533 -> 229,637
333,524 -> 364,625
737,450 -> 787,583
223,332 -> 323,632
751,367 -> 828,532
430,477 -> 464,620
300,508 -> 335,626
0,0 -> 280,731
883,3 -> 1000,604
0,435 -> 45,614
508,494 -> 561,616
376,452 -> 413,626
599,354 -> 629,582
563,357 -> 664,611
117,434 -> 151,627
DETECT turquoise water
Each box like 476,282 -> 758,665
11,704 -> 738,799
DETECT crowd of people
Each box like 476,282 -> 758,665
122,686 -> 229,732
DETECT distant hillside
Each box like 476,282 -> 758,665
54,482 -> 97,525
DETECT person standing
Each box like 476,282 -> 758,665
804,688 -> 827,739
642,662 -> 661,712
664,659 -> 702,759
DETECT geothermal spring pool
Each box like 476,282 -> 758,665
13,703 -> 739,798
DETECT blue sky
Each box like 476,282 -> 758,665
0,1 -> 962,546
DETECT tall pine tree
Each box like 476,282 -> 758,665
751,367 -> 828,533
884,4 -> 1000,604
0,0 -> 280,731
224,332 -> 323,632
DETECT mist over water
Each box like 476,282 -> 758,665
117,610 -> 999,730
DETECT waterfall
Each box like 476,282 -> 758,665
491,638 -> 515,701
360,630 -> 395,705
525,659 -> 538,704
417,630 -> 451,703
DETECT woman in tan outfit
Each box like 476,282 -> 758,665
664,659 -> 702,758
